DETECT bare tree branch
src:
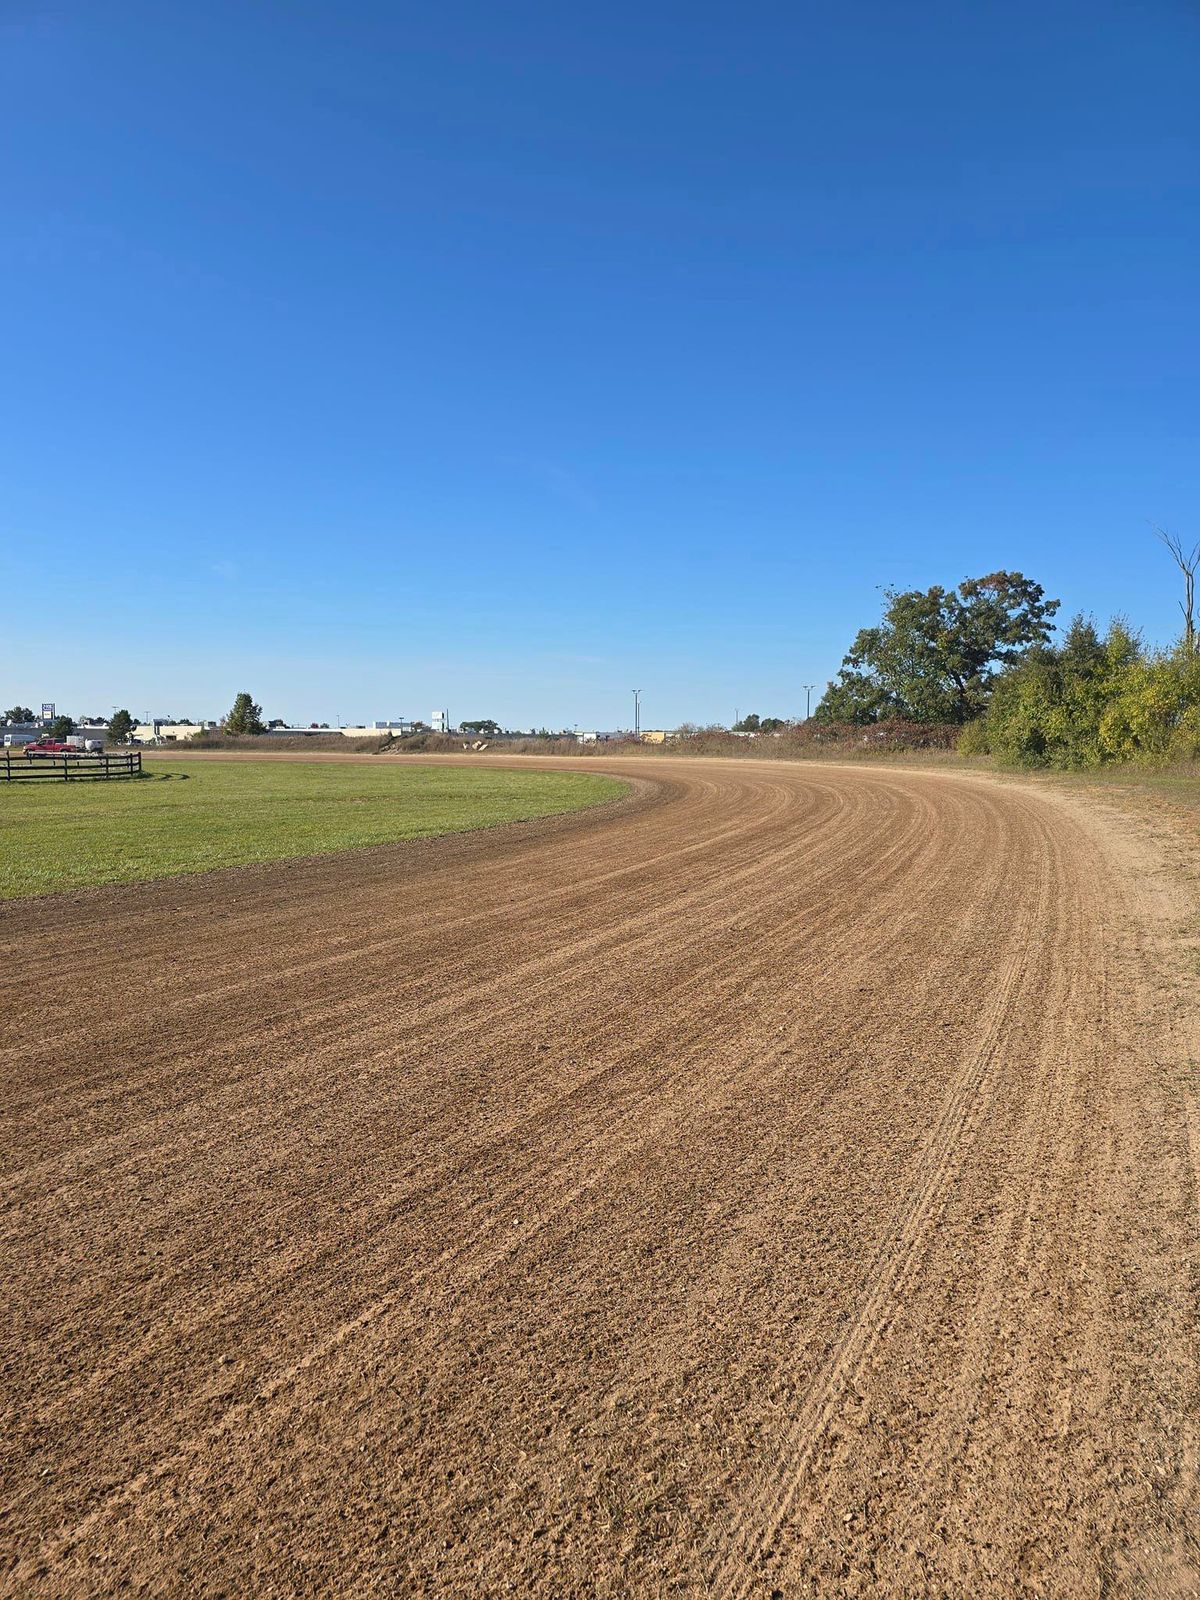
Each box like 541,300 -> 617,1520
1154,525 -> 1199,656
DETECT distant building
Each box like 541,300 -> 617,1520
132,721 -> 209,743
431,709 -> 451,733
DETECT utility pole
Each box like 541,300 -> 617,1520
803,684 -> 815,720
631,688 -> 641,738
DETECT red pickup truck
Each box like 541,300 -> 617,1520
24,739 -> 101,758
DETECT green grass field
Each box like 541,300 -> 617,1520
0,760 -> 626,899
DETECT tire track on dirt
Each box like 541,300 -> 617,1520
702,794 -> 1058,1598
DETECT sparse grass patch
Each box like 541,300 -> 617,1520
0,761 -> 626,898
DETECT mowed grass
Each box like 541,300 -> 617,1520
0,760 -> 626,898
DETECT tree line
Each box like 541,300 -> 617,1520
2,696 -> 265,741
815,532 -> 1199,767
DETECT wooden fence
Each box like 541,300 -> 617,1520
2,751 -> 143,783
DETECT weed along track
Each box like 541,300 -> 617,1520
1,755 -> 1196,1597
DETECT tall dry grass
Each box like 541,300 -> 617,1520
184,721 -> 963,764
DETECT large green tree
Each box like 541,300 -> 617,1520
108,708 -> 135,742
817,571 -> 1059,725
4,705 -> 35,723
223,692 -> 265,735
48,714 -> 75,739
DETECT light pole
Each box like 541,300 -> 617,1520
631,688 -> 641,738
803,684 -> 815,720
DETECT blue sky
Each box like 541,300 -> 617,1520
2,0 -> 1197,728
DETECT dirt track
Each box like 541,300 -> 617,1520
3,756 -> 1198,1597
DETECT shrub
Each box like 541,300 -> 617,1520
975,616 -> 1199,767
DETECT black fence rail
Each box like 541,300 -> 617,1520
2,751 -> 143,783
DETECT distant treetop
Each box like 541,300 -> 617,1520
223,692 -> 266,736
817,571 -> 1059,725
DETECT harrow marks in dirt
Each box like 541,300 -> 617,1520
1,756 -> 1196,1597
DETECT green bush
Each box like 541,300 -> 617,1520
973,615 -> 1199,767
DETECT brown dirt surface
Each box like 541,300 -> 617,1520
3,755 -> 1198,1598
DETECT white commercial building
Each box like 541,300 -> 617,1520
132,722 -> 211,742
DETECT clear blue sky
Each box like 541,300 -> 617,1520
2,1 -> 1197,728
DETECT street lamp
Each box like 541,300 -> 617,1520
803,684 -> 815,720
631,688 -> 641,738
